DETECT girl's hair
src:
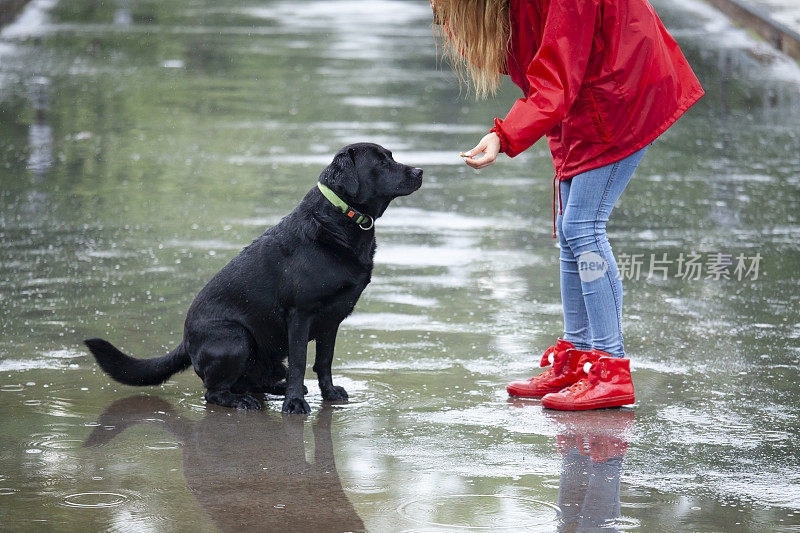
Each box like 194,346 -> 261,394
433,0 -> 510,99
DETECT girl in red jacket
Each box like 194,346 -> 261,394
433,0 -> 703,410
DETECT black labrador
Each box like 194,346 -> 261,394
84,143 -> 422,414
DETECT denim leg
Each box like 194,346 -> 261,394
559,147 -> 648,356
557,179 -> 591,351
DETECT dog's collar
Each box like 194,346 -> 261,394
317,182 -> 374,230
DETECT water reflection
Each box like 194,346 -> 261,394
85,396 -> 365,533
548,410 -> 635,532
113,0 -> 133,26
26,75 -> 52,175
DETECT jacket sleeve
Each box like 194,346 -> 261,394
494,0 -> 599,157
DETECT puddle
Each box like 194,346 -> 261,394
0,0 -> 799,530
144,441 -> 182,450
399,494 -> 560,529
61,491 -> 129,509
39,439 -> 83,450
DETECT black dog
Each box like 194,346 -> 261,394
84,143 -> 422,414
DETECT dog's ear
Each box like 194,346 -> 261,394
322,147 -> 359,199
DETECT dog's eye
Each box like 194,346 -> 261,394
378,159 -> 388,167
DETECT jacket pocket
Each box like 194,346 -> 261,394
566,84 -> 610,144
585,86 -> 610,142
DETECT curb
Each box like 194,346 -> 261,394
704,0 -> 800,60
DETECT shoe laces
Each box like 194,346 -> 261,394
530,368 -> 554,382
561,377 -> 591,395
561,356 -> 602,395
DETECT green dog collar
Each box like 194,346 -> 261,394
317,182 -> 374,230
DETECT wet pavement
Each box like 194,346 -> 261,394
1,0 -> 799,531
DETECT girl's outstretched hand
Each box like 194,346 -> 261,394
461,132 -> 501,169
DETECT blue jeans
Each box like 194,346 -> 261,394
556,146 -> 648,357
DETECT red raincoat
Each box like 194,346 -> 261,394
492,0 -> 704,178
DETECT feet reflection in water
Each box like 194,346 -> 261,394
548,409 -> 635,532
85,396 -> 365,533
27,76 -> 53,176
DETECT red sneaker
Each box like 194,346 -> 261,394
506,339 -> 595,398
541,350 -> 635,410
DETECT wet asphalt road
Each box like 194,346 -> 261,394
1,0 -> 799,530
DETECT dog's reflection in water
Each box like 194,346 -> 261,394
85,396 -> 365,533
547,409 -> 635,533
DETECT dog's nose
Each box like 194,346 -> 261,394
412,168 -> 423,178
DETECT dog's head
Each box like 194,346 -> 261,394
319,143 -> 423,218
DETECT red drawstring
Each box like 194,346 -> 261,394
551,175 -> 563,239
558,179 -> 563,214
552,175 -> 557,239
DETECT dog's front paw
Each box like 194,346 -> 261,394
322,385 -> 349,402
282,396 -> 311,415
235,394 -> 263,410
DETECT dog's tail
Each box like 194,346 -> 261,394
84,338 -> 191,386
